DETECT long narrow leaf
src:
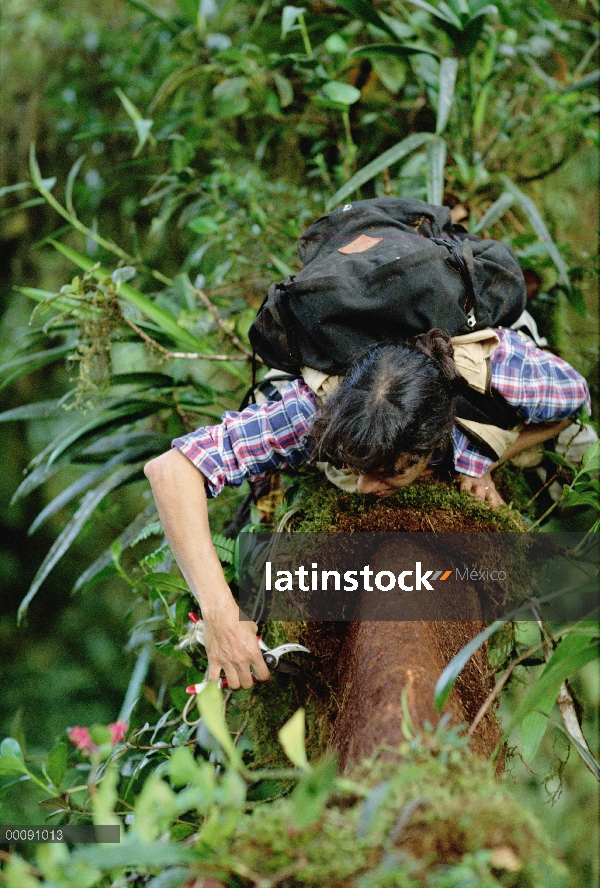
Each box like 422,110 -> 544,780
504,633 -> 599,737
73,503 -> 158,593
544,714 -> 600,781
18,462 -> 146,621
81,431 -> 170,457
48,240 -> 206,351
65,156 -> 86,216
405,0 -> 462,28
426,137 -> 447,205
118,643 -> 153,724
25,397 -> 159,472
435,620 -> 506,711
17,286 -> 89,318
471,192 -> 514,233
0,399 -> 64,423
561,69 -> 600,95
46,401 -> 163,467
0,345 -> 73,392
327,132 -> 434,209
28,444 -> 158,535
121,0 -> 180,32
11,459 -> 69,505
436,58 -> 458,134
351,43 -> 438,59
334,0 -> 401,40
500,176 -> 572,293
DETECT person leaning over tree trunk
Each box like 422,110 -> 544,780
144,327 -> 591,691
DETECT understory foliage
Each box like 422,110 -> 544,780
0,687 -> 569,888
0,0 -> 599,884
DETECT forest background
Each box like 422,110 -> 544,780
0,0 -> 599,885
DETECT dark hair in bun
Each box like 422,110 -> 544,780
310,330 -> 467,475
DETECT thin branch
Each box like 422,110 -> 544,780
468,638 -> 548,737
122,316 -> 247,361
190,284 -> 256,359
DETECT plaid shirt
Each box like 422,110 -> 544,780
173,329 -> 591,495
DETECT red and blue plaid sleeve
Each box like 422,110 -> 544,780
453,328 -> 591,477
491,328 -> 591,421
171,379 -> 317,496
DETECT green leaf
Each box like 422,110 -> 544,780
0,739 -> 28,775
435,620 -> 505,711
0,344 -> 72,392
290,755 -> 337,827
18,462 -> 146,621
187,215 -> 221,235
582,441 -> 600,474
115,88 -> 154,156
11,459 -> 67,505
65,155 -> 86,216
521,711 -> 550,763
273,72 -> 295,108
168,746 -> 202,788
505,634 -> 599,738
562,69 -> 600,95
197,682 -> 239,764
334,0 -> 402,41
545,451 -> 576,470
122,0 -> 180,33
471,192 -> 515,233
544,714 -> 600,781
212,533 -> 235,564
278,708 -> 311,771
281,6 -> 306,39
0,399 -> 65,423
46,742 -> 68,790
44,402 -> 162,468
28,445 -> 155,535
1,737 -> 24,761
48,240 -> 205,351
75,842 -> 195,870
405,0 -> 462,29
436,58 -> 458,134
327,132 -> 434,209
500,177 -> 572,295
322,82 -> 362,106
73,503 -> 158,592
142,573 -> 190,595
351,42 -> 438,60
426,136 -> 447,205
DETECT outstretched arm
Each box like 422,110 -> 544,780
458,418 -> 572,506
144,449 -> 270,689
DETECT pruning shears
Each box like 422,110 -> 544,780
183,612 -> 311,694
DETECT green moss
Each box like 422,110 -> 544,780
230,731 -> 567,887
292,472 -> 526,533
240,619 -> 341,768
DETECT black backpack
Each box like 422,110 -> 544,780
249,197 -> 527,376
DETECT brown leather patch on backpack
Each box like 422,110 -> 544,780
338,234 -> 383,254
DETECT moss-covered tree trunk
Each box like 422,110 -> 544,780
245,475 -> 524,770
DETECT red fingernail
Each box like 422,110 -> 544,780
188,612 -> 199,623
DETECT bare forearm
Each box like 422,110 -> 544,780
458,419 -> 573,507
491,419 -> 572,467
144,449 -> 270,688
144,449 -> 233,619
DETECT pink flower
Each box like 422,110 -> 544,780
108,721 -> 128,744
67,726 -> 94,752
